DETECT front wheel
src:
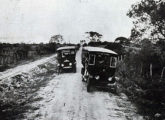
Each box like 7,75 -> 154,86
81,67 -> 85,75
57,67 -> 62,74
87,78 -> 92,92
82,75 -> 85,82
73,66 -> 76,73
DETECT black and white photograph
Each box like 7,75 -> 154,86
0,0 -> 165,120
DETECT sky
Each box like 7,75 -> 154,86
0,0 -> 140,44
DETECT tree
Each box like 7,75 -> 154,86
127,0 -> 165,42
128,0 -> 165,78
80,40 -> 86,45
85,31 -> 102,42
50,34 -> 63,44
115,37 -> 130,46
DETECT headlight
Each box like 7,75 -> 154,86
108,77 -> 113,81
69,63 -> 72,66
61,64 -> 64,67
95,75 -> 100,80
108,77 -> 116,83
57,64 -> 60,66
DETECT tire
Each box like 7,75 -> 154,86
81,67 -> 85,75
87,84 -> 91,92
111,89 -> 117,94
87,78 -> 92,92
57,67 -> 62,74
110,85 -> 117,94
82,75 -> 85,82
81,68 -> 85,82
73,66 -> 76,73
57,67 -> 60,75
114,85 -> 119,95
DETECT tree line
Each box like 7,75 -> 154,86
0,43 -> 58,71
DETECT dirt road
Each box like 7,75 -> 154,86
24,48 -> 144,120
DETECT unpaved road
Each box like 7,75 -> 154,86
24,48 -> 144,120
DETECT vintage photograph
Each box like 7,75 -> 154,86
0,0 -> 165,120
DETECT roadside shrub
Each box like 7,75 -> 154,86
116,41 -> 165,119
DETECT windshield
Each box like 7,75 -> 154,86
62,50 -> 75,57
95,54 -> 109,66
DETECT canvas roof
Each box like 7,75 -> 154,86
83,46 -> 117,55
57,46 -> 76,51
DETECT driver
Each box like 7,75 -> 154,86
97,54 -> 104,64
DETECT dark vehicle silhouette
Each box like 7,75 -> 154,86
81,46 -> 118,92
57,46 -> 76,73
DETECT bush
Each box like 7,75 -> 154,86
116,41 -> 165,119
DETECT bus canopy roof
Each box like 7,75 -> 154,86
57,46 -> 76,51
83,46 -> 117,55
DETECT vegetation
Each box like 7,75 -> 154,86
116,0 -> 165,119
0,57 -> 58,120
127,0 -> 165,42
85,31 -> 103,42
49,34 -> 63,44
115,37 -> 130,46
87,41 -> 124,55
0,43 -> 58,71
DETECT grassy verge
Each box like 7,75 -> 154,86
0,57 -> 58,120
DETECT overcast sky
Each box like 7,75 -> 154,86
0,0 -> 140,43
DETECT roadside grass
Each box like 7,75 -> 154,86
0,57 -> 58,120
